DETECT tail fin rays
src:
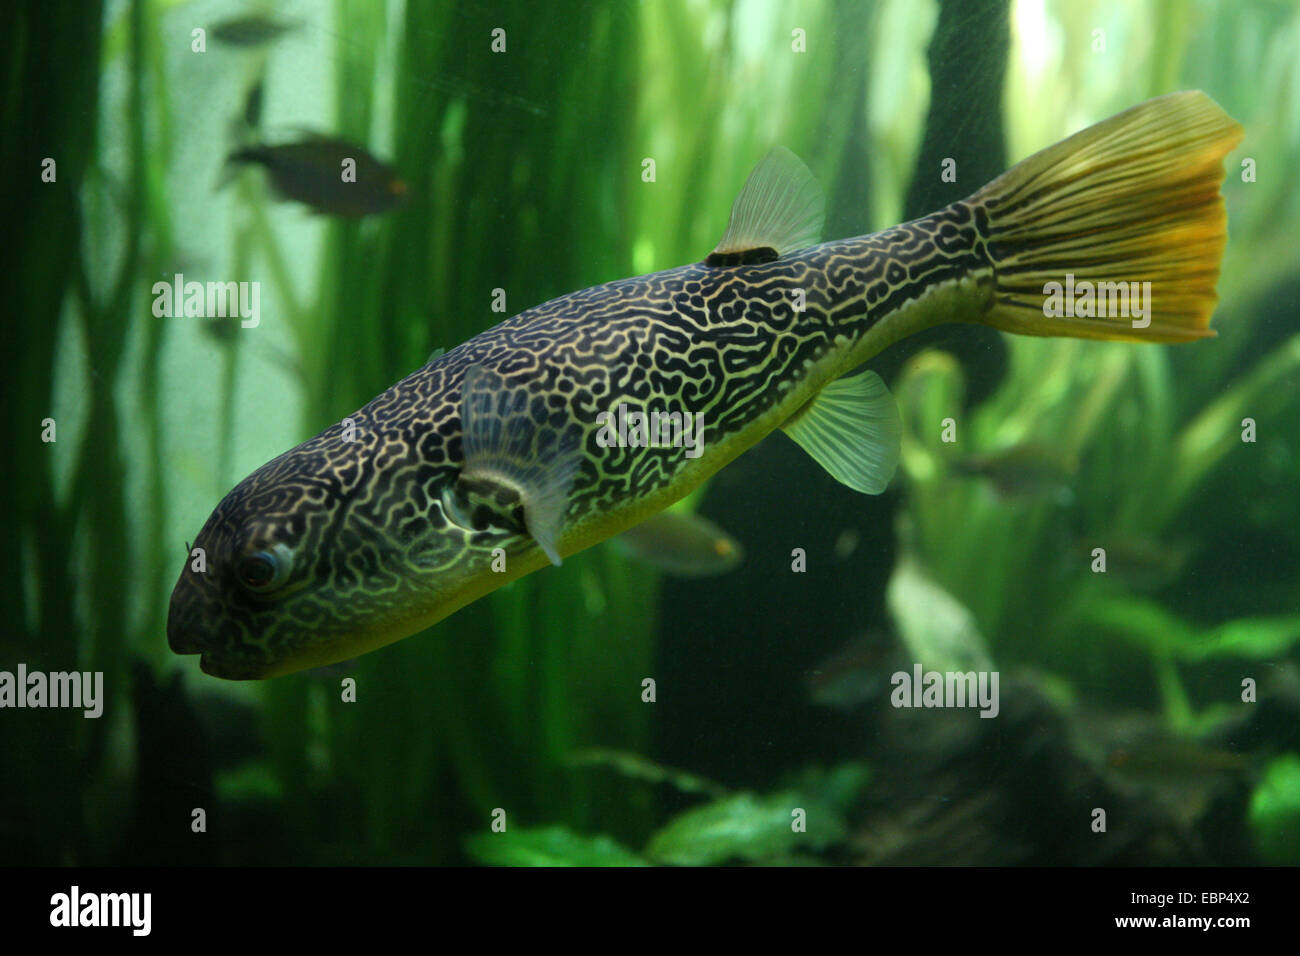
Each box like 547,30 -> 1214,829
970,91 -> 1244,344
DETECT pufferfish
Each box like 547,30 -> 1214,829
169,91 -> 1242,678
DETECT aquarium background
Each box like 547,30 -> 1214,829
5,0 -> 1299,866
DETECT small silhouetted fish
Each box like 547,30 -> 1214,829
199,316 -> 303,380
225,135 -> 409,217
614,510 -> 743,577
805,635 -> 892,709
1107,737 -> 1250,783
201,315 -> 240,344
952,442 -> 1076,501
1078,534 -> 1191,590
210,15 -> 299,48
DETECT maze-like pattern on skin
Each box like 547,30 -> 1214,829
168,200 -> 994,678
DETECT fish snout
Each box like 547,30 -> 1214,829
166,578 -> 208,655
166,610 -> 204,655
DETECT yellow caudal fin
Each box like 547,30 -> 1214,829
968,91 -> 1244,343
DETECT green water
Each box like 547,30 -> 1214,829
5,0 -> 1299,866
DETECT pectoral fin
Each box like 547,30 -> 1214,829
781,370 -> 901,494
458,364 -> 584,565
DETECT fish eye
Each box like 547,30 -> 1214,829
236,543 -> 293,593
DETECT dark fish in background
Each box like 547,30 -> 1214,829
210,15 -> 300,48
224,135 -> 409,217
201,315 -> 241,344
614,510 -> 744,577
1077,708 -> 1253,785
1075,709 -> 1256,835
200,315 -> 304,382
804,634 -> 896,709
1107,738 -> 1250,783
404,68 -> 547,117
1076,534 -> 1192,590
951,442 -> 1077,502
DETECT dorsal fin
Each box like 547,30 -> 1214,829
781,370 -> 900,495
707,147 -> 824,267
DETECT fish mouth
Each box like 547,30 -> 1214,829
167,600 -> 264,679
165,629 -> 267,679
169,628 -> 264,680
167,618 -> 205,655
197,653 -> 264,681
168,635 -> 203,656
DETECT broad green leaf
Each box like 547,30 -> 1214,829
645,792 -> 845,866
214,762 -> 285,803
464,826 -> 646,867
783,763 -> 873,813
1192,616 -> 1300,661
1082,598 -> 1300,662
887,554 -> 993,672
1076,596 -> 1197,656
1249,754 -> 1300,865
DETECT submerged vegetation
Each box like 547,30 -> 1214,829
4,0 -> 1299,865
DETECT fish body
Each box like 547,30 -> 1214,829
614,510 -> 744,577
952,442 -> 1077,500
226,136 -> 408,217
805,636 -> 894,709
1107,741 -> 1250,782
170,220 -> 977,676
170,92 -> 1242,678
1080,534 -> 1192,590
210,15 -> 300,48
